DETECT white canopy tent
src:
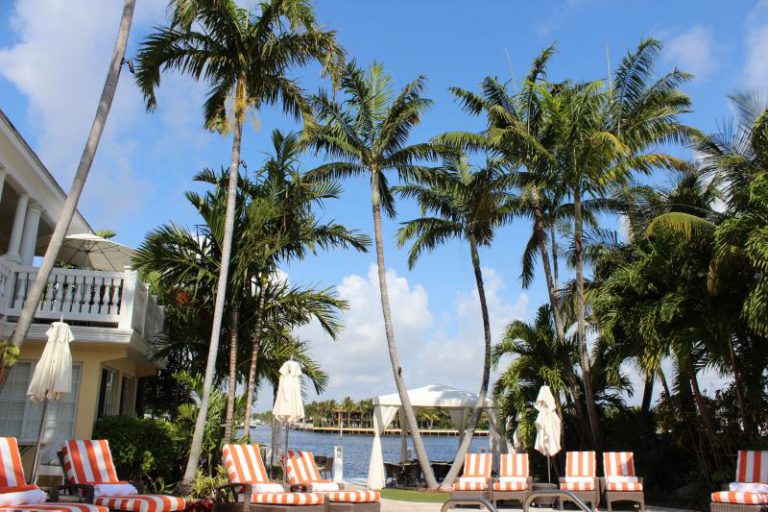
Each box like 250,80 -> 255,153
367,384 -> 504,490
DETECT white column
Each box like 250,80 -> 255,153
118,266 -> 137,330
19,201 -> 43,265
5,192 -> 28,263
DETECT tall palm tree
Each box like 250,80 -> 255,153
135,0 -> 342,485
303,61 -> 441,488
6,0 -> 136,373
396,154 -> 514,486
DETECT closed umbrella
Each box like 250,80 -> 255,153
534,385 -> 561,482
27,321 -> 74,482
272,360 -> 304,482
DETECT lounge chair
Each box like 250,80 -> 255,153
450,453 -> 492,501
491,453 -> 531,507
284,450 -> 380,512
0,437 -> 107,512
711,450 -> 768,512
559,451 -> 599,509
217,444 -> 326,512
59,440 -> 185,512
603,452 -> 644,512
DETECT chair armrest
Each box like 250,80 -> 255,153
216,483 -> 249,503
558,477 -> 566,485
527,477 -> 533,489
63,484 -> 96,503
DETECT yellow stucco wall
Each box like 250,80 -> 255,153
18,340 -> 153,440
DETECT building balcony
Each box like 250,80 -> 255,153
0,257 -> 164,343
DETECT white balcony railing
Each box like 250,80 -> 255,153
0,259 -> 164,339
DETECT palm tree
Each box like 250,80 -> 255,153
5,0 -> 136,374
396,154 -> 514,486
303,61 -> 441,488
135,1 -> 342,484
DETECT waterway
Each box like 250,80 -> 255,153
250,425 -> 489,481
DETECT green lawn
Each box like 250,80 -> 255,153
380,488 -> 450,503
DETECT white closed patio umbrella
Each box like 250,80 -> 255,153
534,385 -> 561,482
27,321 -> 74,483
272,359 -> 304,482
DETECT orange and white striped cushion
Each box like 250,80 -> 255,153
285,451 -> 326,486
736,451 -> 768,483
0,439 -> 27,489
499,453 -> 529,478
566,451 -> 596,478
453,478 -> 489,491
493,477 -> 528,491
0,504 -> 109,512
561,477 -> 595,491
712,491 -> 768,505
606,480 -> 643,492
603,452 -> 636,478
463,453 -> 492,479
250,493 -> 324,505
94,496 -> 185,512
222,444 -> 269,484
320,491 -> 379,503
61,441 -> 122,484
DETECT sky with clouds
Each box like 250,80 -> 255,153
1,0 -> 766,411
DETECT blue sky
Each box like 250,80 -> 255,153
1,0 -> 766,409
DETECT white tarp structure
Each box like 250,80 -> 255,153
367,384 -> 501,490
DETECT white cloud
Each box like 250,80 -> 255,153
0,0 -> 209,232
259,264 -> 529,410
664,25 -> 717,79
745,1 -> 768,89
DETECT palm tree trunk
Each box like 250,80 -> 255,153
442,239 -> 492,488
5,0 -> 136,366
370,171 -> 437,489
243,282 -> 267,440
550,222 -> 560,292
658,367 -> 671,398
224,305 -> 239,443
685,353 -> 718,447
727,339 -> 749,433
573,189 -> 601,449
640,371 -> 654,416
531,196 -> 585,424
181,106 -> 244,488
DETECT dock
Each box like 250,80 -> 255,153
292,425 -> 489,436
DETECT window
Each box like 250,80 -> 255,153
97,368 -> 119,418
0,361 -> 81,442
119,376 -> 135,416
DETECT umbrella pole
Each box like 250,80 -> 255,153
30,390 -> 49,484
547,455 -> 551,483
283,423 -> 289,483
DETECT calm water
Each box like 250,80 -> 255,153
250,425 -> 489,480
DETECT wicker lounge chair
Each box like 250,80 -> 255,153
603,452 -> 644,512
216,444 -> 326,512
559,451 -> 599,510
450,453 -> 492,502
711,451 -> 768,512
59,440 -> 185,512
0,437 -> 109,512
284,450 -> 380,512
491,453 -> 531,507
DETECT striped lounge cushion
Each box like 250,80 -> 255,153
605,479 -> 643,492
0,438 -> 47,508
561,477 -> 595,491
566,451 -> 596,478
711,491 -> 768,505
499,454 -> 529,478
320,491 -> 379,503
61,441 -> 185,512
453,478 -> 489,491
493,477 -> 528,492
250,493 -> 324,505
222,444 -> 270,485
94,496 -> 185,512
463,453 -> 492,479
0,504 -> 109,512
285,451 -> 333,488
736,451 -> 768,483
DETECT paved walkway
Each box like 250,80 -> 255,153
381,500 -> 696,512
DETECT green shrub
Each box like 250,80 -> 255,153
93,415 -> 184,486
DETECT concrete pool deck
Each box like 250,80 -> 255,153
380,500 -> 698,512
